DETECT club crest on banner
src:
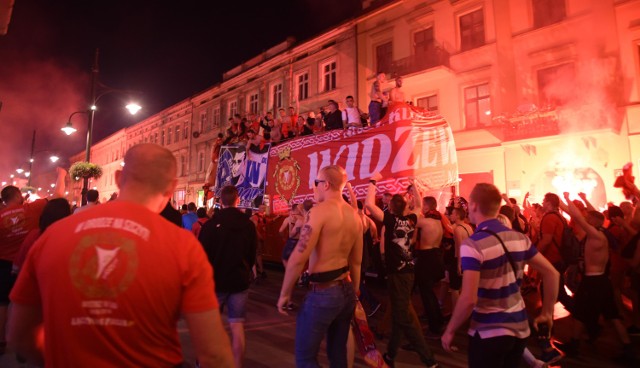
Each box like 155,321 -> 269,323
273,146 -> 301,204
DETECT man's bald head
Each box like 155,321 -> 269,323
319,165 -> 347,192
119,144 -> 177,195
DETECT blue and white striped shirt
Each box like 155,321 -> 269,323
460,219 -> 538,339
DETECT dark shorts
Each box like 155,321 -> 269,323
574,274 -> 620,333
282,237 -> 298,261
447,257 -> 462,291
216,290 -> 249,323
0,260 -> 16,305
415,248 -> 445,281
368,101 -> 382,124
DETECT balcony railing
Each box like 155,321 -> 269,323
389,43 -> 450,76
496,110 -> 560,141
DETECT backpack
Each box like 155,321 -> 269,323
542,212 -> 581,265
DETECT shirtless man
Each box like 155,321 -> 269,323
279,204 -> 303,268
414,195 -> 446,337
277,165 -> 362,367
389,76 -> 404,103
450,207 -> 473,309
557,193 -> 636,363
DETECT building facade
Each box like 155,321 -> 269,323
76,0 -> 640,210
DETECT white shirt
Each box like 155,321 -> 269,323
341,107 -> 361,126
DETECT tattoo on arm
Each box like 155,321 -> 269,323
296,224 -> 313,253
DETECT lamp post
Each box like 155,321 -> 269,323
62,48 -> 141,205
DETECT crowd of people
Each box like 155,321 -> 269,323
3,140 -> 640,367
209,73 -> 404,154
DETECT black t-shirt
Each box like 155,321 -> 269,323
324,110 -> 343,131
383,212 -> 417,273
198,207 -> 257,292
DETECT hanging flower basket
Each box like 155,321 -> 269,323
20,186 -> 37,194
69,162 -> 103,181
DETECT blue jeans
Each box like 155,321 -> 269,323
295,281 -> 356,368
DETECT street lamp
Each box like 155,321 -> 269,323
62,48 -> 141,205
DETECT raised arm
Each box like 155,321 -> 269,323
365,172 -> 384,222
345,182 -> 358,211
577,192 -> 596,212
501,193 -> 514,208
52,167 -> 67,199
562,193 -> 603,239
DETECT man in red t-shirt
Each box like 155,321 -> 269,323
0,167 -> 66,353
8,144 -> 234,367
538,192 -> 574,313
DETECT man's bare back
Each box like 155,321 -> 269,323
416,217 -> 443,250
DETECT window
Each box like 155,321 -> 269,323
320,60 -> 337,92
417,95 -> 439,112
154,132 -> 158,144
533,0 -> 566,28
184,121 -> 189,140
272,83 -> 283,110
297,72 -> 309,101
175,125 -> 180,142
198,151 -> 205,172
212,107 -> 221,128
464,83 -> 491,129
180,155 -> 187,176
414,28 -> 434,55
249,93 -> 259,114
200,111 -> 208,132
376,42 -> 393,74
537,63 -> 575,108
167,127 -> 172,145
161,130 -> 165,146
229,101 -> 238,119
460,9 -> 484,51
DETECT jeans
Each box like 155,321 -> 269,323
295,281 -> 356,368
387,272 -> 436,365
468,332 -> 527,368
415,248 -> 445,333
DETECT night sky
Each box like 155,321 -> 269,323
0,0 -> 361,180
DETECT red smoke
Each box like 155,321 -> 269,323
0,57 -> 87,186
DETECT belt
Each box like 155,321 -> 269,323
309,278 -> 350,292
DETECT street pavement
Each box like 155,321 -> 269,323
2,265 -> 639,367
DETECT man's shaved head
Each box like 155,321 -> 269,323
119,144 -> 177,195
319,165 -> 347,192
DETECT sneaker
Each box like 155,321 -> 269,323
382,353 -> 395,368
540,348 -> 564,364
367,303 -> 381,317
627,325 -> 640,336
